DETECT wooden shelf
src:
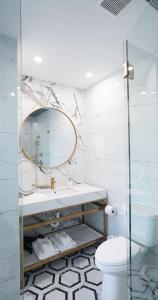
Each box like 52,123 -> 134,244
23,203 -> 105,232
24,223 -> 105,272
21,198 -> 107,278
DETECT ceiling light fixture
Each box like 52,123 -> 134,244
140,91 -> 147,95
33,56 -> 43,63
86,72 -> 94,78
10,92 -> 15,97
114,81 -> 120,86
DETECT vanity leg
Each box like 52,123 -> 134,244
103,200 -> 108,239
82,204 -> 85,223
20,218 -> 24,289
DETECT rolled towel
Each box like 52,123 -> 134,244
50,231 -> 77,252
32,237 -> 59,260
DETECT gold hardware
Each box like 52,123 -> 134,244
51,177 -> 56,193
123,61 -> 134,80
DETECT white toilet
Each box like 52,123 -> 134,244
95,203 -> 158,300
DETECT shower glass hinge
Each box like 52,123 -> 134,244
123,61 -> 134,80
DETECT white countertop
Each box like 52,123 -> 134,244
19,183 -> 106,216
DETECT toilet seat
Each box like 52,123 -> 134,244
95,237 -> 145,273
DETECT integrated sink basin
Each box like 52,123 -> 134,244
19,183 -> 106,216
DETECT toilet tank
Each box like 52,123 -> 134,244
131,203 -> 158,247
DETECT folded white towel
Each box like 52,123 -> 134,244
50,231 -> 77,252
32,237 -> 59,260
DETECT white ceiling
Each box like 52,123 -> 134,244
0,0 -> 20,39
0,0 -> 149,89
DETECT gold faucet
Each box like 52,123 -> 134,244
51,177 -> 56,193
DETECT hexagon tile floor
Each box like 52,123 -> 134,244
21,244 -> 102,300
21,245 -> 158,300
129,249 -> 158,300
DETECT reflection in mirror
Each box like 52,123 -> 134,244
20,107 -> 77,168
18,159 -> 37,195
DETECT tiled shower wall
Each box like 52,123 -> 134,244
0,35 -> 20,299
85,73 -> 127,236
129,45 -> 158,209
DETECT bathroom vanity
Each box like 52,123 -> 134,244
19,106 -> 107,277
20,183 -> 107,273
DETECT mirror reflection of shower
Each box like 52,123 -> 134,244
20,107 -> 77,169
35,135 -> 43,166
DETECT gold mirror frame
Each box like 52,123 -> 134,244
20,107 -> 78,169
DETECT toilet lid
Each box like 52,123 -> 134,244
95,237 -> 143,266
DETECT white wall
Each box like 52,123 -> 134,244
85,72 -> 127,236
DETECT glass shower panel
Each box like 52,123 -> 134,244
127,41 -> 158,299
0,34 -> 20,300
126,3 -> 158,299
0,1 -> 21,299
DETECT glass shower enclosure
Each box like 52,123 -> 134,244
0,1 -> 21,299
125,1 -> 158,299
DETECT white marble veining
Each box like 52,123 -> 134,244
20,74 -> 126,237
20,184 -> 106,216
85,72 -> 127,237
128,46 -> 158,210
19,76 -> 85,188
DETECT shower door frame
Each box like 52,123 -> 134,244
123,39 -> 133,300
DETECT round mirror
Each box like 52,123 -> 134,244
20,107 -> 77,168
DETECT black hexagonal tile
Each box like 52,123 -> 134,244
85,268 -> 102,286
32,271 -> 55,290
24,273 -> 30,287
43,287 -> 68,300
73,285 -> 98,300
49,257 -> 68,271
72,255 -> 90,270
59,269 -> 81,288
20,289 -> 38,300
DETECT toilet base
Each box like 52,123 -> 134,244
101,272 -> 128,300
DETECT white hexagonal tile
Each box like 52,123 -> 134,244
21,289 -> 38,300
132,297 -> 149,300
85,268 -> 102,286
32,271 -> 55,290
82,246 -> 96,256
50,258 -> 68,271
129,275 -> 148,293
43,288 -> 68,300
146,267 -> 158,283
72,255 -> 90,270
73,285 -> 97,300
59,269 -> 81,288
